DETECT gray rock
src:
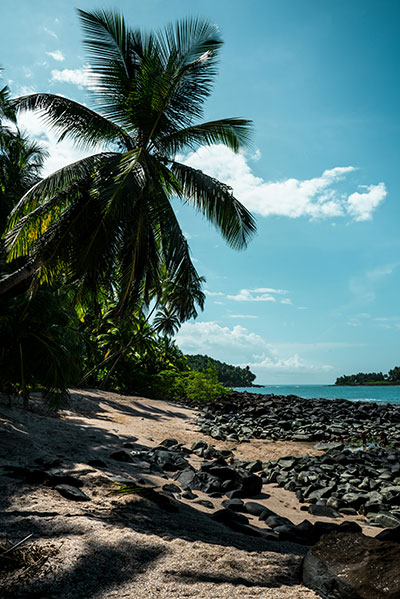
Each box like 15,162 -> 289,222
371,512 -> 400,529
244,501 -> 268,517
302,531 -> 400,599
110,450 -> 134,463
221,498 -> 245,512
308,504 -> 340,518
54,484 -> 90,501
195,499 -> 214,509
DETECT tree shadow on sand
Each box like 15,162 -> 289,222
2,538 -> 166,599
1,390 -> 308,595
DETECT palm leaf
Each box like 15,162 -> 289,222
171,161 -> 256,250
13,94 -> 131,150
159,117 -> 253,155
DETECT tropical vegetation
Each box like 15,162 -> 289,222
0,11 -> 256,407
185,354 -> 256,386
335,366 -> 400,386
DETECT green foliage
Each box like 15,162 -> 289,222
140,368 -> 229,403
3,10 -> 256,317
336,367 -> 400,385
81,307 -> 189,393
185,353 -> 256,386
0,289 -> 83,408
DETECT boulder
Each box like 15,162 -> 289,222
302,531 -> 400,599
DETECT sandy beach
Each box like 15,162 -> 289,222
1,389 -> 385,598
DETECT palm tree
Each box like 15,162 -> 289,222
0,129 -> 46,233
2,10 -> 256,319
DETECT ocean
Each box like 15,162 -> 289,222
235,384 -> 400,406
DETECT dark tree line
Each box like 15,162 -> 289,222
336,366 -> 400,385
185,354 -> 256,387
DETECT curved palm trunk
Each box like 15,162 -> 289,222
0,260 -> 40,295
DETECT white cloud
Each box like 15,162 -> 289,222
47,50 -> 65,62
245,353 -> 333,373
280,298 -> 292,305
16,111 -> 94,177
177,321 -> 268,354
204,290 -> 225,296
179,145 -> 386,222
176,321 -> 333,378
227,287 -> 288,302
51,66 -> 99,90
347,183 -> 387,221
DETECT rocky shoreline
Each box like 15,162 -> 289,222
192,391 -> 400,529
196,390 -> 400,443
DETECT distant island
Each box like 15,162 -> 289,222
185,354 -> 256,387
335,366 -> 400,386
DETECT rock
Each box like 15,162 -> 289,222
162,483 -> 181,495
110,450 -> 134,463
376,526 -> 400,544
308,504 -> 340,518
191,440 -> 208,452
151,449 -> 190,472
211,509 -> 250,525
339,521 -> 363,534
245,460 -> 263,473
182,490 -> 197,500
295,520 -> 314,535
302,531 -> 400,599
244,501 -> 268,517
54,484 -> 90,501
339,507 -> 358,516
371,512 -> 400,529
221,498 -> 245,512
277,457 -> 297,469
238,473 -> 263,497
195,499 -> 214,509
341,492 -> 366,510
314,442 -> 344,451
225,489 -> 243,499
265,514 -> 293,529
159,438 -> 180,448
174,468 -> 196,490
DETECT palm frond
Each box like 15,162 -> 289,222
13,94 -> 131,150
159,117 -> 253,155
171,161 -> 256,250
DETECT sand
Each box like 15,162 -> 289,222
0,389 -> 377,598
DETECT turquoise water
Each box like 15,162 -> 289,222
235,384 -> 400,405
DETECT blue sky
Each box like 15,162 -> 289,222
2,0 -> 400,383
